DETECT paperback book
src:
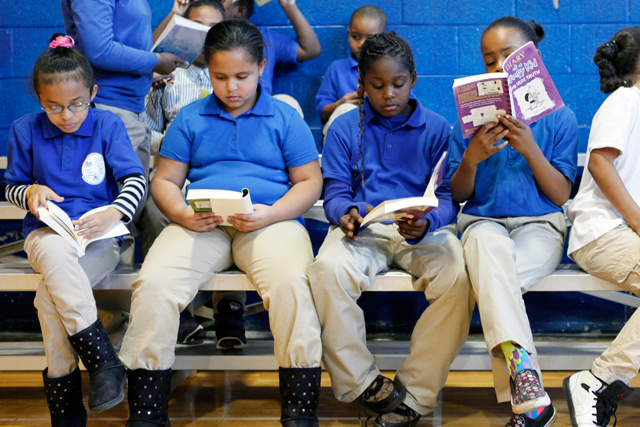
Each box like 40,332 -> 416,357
186,188 -> 253,226
151,15 -> 211,65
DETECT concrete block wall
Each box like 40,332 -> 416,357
1,1 -> 639,154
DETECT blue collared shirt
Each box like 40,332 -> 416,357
315,56 -> 359,122
322,98 -> 459,235
161,84 -> 318,215
5,108 -> 144,238
448,106 -> 578,218
258,26 -> 300,95
61,0 -> 158,113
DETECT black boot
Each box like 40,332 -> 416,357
126,368 -> 172,427
43,367 -> 87,427
67,318 -> 127,413
279,366 -> 321,427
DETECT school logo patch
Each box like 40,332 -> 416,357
82,153 -> 106,185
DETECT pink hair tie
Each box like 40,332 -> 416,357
49,35 -> 75,49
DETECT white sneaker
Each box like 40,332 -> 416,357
563,370 -> 634,427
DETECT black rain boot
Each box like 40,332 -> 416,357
126,368 -> 172,427
43,367 -> 88,427
67,318 -> 127,413
279,366 -> 321,427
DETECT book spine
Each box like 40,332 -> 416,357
504,79 -> 513,117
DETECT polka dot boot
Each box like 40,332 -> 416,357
279,366 -> 321,427
42,367 -> 87,427
125,368 -> 172,427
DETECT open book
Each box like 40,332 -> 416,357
37,202 -> 130,257
151,15 -> 211,66
186,188 -> 253,226
360,152 -> 447,228
452,41 -> 564,139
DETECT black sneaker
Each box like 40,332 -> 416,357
215,299 -> 247,350
504,404 -> 557,427
177,308 -> 203,344
358,375 -> 406,415
374,403 -> 421,427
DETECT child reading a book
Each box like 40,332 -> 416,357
564,28 -> 640,427
315,5 -> 387,135
118,20 -> 324,426
4,35 -> 146,425
143,0 -> 250,348
221,0 -> 320,115
449,16 -> 578,427
308,32 -> 473,427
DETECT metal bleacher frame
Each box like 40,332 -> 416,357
1,153 -> 639,374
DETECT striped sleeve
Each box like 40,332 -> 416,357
5,184 -> 30,211
110,173 -> 147,223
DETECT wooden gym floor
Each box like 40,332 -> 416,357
1,370 -> 640,426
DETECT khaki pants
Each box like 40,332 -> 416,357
458,212 -> 566,403
119,220 -> 322,370
25,228 -> 120,378
571,225 -> 640,385
308,224 -> 474,415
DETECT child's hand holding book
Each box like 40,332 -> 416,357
176,203 -> 223,232
227,204 -> 276,232
340,205 -> 373,241
397,218 -> 429,241
72,207 -> 124,240
27,185 -> 64,219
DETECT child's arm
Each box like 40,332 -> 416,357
320,93 -> 359,123
589,147 -> 640,232
498,114 -> 572,206
450,122 -> 509,202
152,157 -> 223,231
153,0 -> 193,43
278,0 -> 321,61
229,160 -> 322,232
6,184 -> 64,220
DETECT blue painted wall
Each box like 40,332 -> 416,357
1,0 -> 639,334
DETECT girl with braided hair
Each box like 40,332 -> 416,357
564,27 -> 640,427
449,16 -> 578,427
309,31 -> 473,427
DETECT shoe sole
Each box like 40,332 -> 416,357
217,337 -> 247,350
562,376 -> 579,427
177,325 -> 204,344
511,392 -> 551,414
361,383 -> 407,415
542,406 -> 558,427
90,372 -> 127,414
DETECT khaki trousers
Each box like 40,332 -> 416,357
119,220 -> 322,370
458,212 -> 566,402
571,225 -> 640,385
25,228 -> 120,378
308,224 -> 474,415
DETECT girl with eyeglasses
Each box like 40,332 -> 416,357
4,33 -> 146,426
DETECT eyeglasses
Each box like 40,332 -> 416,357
40,102 -> 91,114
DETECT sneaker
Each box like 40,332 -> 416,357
215,300 -> 247,350
177,308 -> 203,344
374,403 -> 421,427
511,369 -> 551,414
505,404 -> 557,427
358,375 -> 406,415
563,370 -> 634,427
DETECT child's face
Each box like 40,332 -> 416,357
362,56 -> 416,118
221,0 -> 245,19
481,27 -> 530,73
37,78 -> 97,134
348,17 -> 384,60
208,48 -> 266,117
186,6 -> 225,67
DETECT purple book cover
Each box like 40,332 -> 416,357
504,41 -> 564,125
453,41 -> 564,139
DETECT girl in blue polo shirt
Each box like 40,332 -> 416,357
309,32 -> 473,427
118,20 -> 324,427
449,17 -> 578,427
4,35 -> 146,426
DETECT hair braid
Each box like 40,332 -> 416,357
350,31 -> 415,191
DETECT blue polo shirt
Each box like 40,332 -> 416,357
61,0 -> 158,113
161,84 -> 318,216
5,108 -> 144,238
258,26 -> 299,95
448,106 -> 578,218
322,98 -> 459,233
315,56 -> 359,122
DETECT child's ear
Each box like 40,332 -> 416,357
90,85 -> 98,102
237,5 -> 247,19
258,58 -> 267,76
410,70 -> 417,88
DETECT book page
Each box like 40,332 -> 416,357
452,73 -> 510,139
37,201 -> 83,256
504,41 -> 564,125
151,15 -> 211,65
187,188 -> 253,226
79,206 -> 130,251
